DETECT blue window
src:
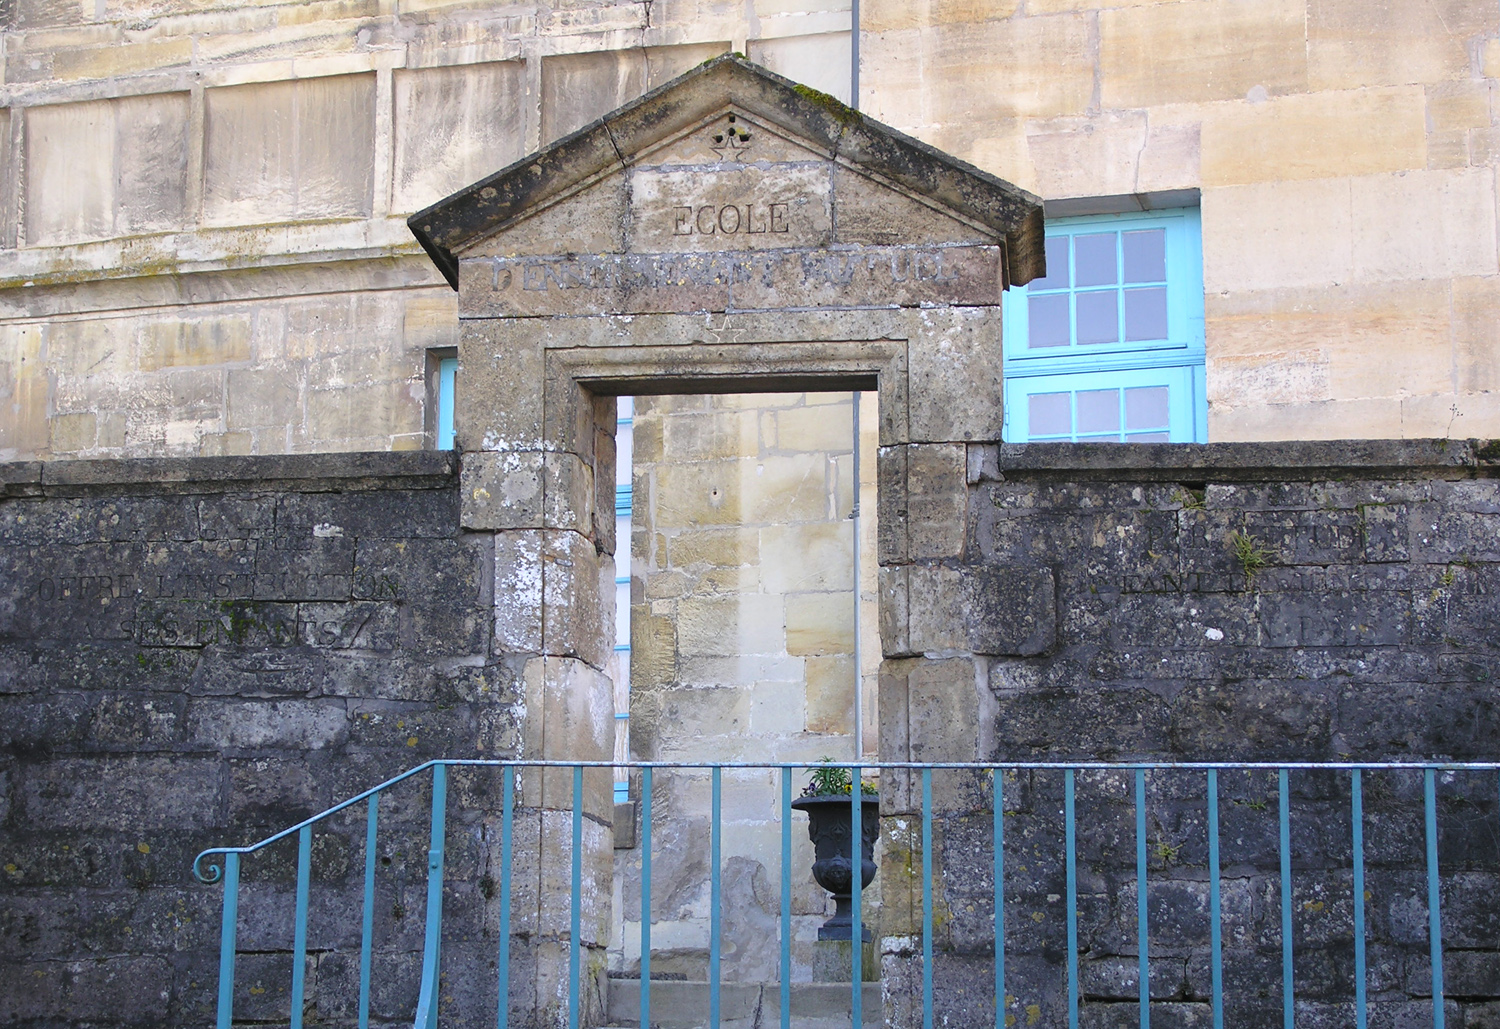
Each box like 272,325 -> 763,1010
1002,208 -> 1206,442
436,357 -> 457,450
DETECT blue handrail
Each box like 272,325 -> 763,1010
193,759 -> 1500,1029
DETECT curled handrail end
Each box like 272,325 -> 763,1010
192,849 -> 232,884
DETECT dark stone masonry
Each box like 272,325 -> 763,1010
0,452 -> 520,1029
2,439 -> 1499,1028
881,439 -> 1500,1029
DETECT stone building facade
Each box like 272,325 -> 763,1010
1,0 -> 1498,458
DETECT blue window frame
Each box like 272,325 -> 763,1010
1002,208 -> 1206,443
436,357 -> 457,450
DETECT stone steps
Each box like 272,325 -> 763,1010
605,979 -> 880,1029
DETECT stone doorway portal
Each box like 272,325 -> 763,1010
409,53 -> 1043,1025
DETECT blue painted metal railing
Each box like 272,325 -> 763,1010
193,760 -> 1500,1029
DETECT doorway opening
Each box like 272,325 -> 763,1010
607,388 -> 880,987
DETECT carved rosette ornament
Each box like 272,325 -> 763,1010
790,793 -> 880,942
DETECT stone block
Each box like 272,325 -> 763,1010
805,653 -> 855,734
747,31 -> 854,105
460,449 -> 544,530
1307,0 -> 1493,90
203,74 -> 375,225
24,92 -> 189,246
750,678 -> 807,735
1349,167 -> 1499,284
760,521 -> 854,593
1201,177 -> 1355,292
139,316 -> 253,372
21,756 -> 220,831
538,529 -> 610,666
627,161 -> 834,253
769,401 -> 857,455
540,48 -> 647,144
1201,86 -> 1426,187
656,453 -> 830,528
1101,0 -> 1307,108
455,320 -> 545,450
661,407 -> 760,462
304,379 -> 422,446
1453,276 -> 1500,394
786,591 -> 854,656
393,61 -> 526,214
226,367 -> 300,431
905,443 -> 968,560
909,308 -> 1006,445
473,175 -> 629,259
863,16 -> 1093,134
677,593 -> 785,657
906,564 -> 1056,657
668,526 -> 760,568
832,166 -> 988,248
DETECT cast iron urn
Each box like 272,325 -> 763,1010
790,793 -> 880,941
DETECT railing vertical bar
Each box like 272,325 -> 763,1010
570,766 -> 583,1029
498,767 -> 513,1029
215,852 -> 240,1029
1065,768 -> 1078,1029
922,767 -> 934,1029
1136,769 -> 1149,1029
852,765 -> 863,1027
290,824 -> 311,1029
994,768 -> 1005,1029
710,766 -> 722,1029
1279,769 -> 1293,1029
1425,768 -> 1445,1029
359,795 -> 378,1029
641,767 -> 653,1029
415,763 -> 447,1029
781,768 -> 792,1029
1352,769 -> 1366,1029
1208,768 -> 1222,1029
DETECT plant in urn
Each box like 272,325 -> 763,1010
790,762 -> 880,942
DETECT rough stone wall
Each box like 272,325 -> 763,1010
0,453 -> 534,1029
613,389 -> 881,981
878,440 -> 1500,1028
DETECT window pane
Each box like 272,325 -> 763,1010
1126,432 -> 1170,443
1074,232 -> 1117,286
1028,293 -> 1070,348
1031,235 -> 1070,290
1076,291 -> 1118,344
1028,392 -> 1071,436
1077,389 -> 1120,434
1123,286 -> 1168,341
1123,229 -> 1166,283
1125,386 -> 1170,429
1078,434 -> 1121,443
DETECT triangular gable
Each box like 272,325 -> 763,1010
408,54 -> 1044,290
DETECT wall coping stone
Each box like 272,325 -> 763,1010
0,450 -> 456,498
974,439 -> 1500,483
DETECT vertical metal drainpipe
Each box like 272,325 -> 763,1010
852,393 -> 863,761
850,4 -> 862,762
